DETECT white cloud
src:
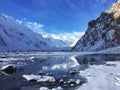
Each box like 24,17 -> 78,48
16,19 -> 84,46
1,14 -> 84,47
25,21 -> 44,32
48,32 -> 84,46
16,19 -> 23,24
16,19 -> 44,34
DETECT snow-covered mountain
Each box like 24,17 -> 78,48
73,0 -> 120,51
0,14 -> 70,51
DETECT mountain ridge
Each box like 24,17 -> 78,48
0,14 -> 70,51
73,0 -> 120,51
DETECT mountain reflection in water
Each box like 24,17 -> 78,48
0,52 -> 120,90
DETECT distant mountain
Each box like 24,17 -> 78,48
0,14 -> 70,51
73,0 -> 120,51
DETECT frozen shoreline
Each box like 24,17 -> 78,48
77,61 -> 120,90
0,51 -> 120,90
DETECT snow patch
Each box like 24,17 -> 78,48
77,62 -> 120,90
39,86 -> 63,90
22,74 -> 55,83
22,74 -> 41,81
37,75 -> 56,83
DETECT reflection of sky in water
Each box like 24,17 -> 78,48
0,52 -> 120,90
1,53 -> 120,72
41,56 -> 80,71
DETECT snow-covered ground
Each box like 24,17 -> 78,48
77,61 -> 120,90
98,46 -> 120,53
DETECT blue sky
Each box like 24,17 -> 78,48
0,0 -> 116,34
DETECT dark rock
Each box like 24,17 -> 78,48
88,20 -> 97,27
1,65 -> 16,75
68,79 -> 75,84
39,72 -> 46,76
46,73 -> 53,76
62,75 -> 68,78
29,56 -> 37,60
69,70 -> 79,75
1,55 -> 7,58
59,79 -> 64,85
40,81 -> 56,86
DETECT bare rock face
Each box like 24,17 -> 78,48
73,0 -> 120,51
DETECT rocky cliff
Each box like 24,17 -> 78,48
73,0 -> 120,51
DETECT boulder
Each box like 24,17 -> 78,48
69,70 -> 79,75
29,56 -> 37,60
22,74 -> 41,82
22,74 -> 56,85
0,64 -> 16,75
37,75 -> 56,85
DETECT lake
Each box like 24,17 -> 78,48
0,52 -> 120,90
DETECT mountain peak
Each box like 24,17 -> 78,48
73,0 -> 120,51
104,0 -> 120,24
0,13 -> 70,51
110,0 -> 120,11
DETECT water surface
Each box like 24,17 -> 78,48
0,52 -> 120,90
